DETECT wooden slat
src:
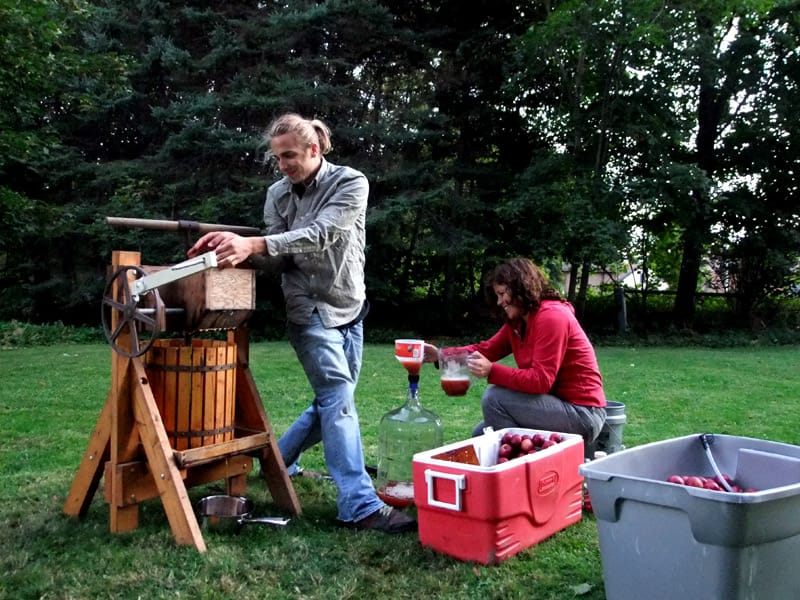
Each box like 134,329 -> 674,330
225,342 -> 236,442
212,343 -> 224,444
105,455 -> 254,507
105,460 -> 155,507
226,473 -> 247,497
190,343 -> 204,448
184,456 -> 253,490
164,343 -> 179,448
177,346 -> 192,451
204,343 -> 218,446
173,432 -> 269,469
147,345 -> 165,417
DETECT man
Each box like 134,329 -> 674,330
187,113 -> 414,534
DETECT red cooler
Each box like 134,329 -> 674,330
412,428 -> 584,565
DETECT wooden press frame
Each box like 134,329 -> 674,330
63,250 -> 300,552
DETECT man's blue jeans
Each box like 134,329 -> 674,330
278,312 -> 383,522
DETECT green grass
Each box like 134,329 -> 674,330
1,342 -> 799,599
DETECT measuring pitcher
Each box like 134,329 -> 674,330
439,348 -> 471,396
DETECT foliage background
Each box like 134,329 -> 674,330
1,0 -> 799,341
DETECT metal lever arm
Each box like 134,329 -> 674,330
132,251 -> 217,298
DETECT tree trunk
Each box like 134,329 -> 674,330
567,262 -> 579,303
673,221 -> 704,324
672,12 -> 723,326
575,260 -> 591,322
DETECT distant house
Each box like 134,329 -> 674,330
563,262 -> 724,293
561,264 -> 657,291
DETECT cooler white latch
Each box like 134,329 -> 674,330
425,469 -> 467,512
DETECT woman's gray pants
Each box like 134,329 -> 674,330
472,384 -> 606,443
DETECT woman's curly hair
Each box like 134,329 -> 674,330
484,257 -> 564,322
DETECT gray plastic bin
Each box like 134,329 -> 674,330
580,433 -> 800,600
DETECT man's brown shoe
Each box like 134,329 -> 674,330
342,505 -> 417,534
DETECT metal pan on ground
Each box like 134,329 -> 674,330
196,495 -> 290,533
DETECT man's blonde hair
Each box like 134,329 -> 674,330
266,113 -> 332,154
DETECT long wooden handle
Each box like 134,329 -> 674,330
106,216 -> 261,236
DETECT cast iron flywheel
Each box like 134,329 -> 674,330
101,265 -> 165,358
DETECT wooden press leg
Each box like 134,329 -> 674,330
226,473 -> 248,497
233,327 -> 301,515
130,358 -> 206,552
63,393 -> 112,517
106,250 -> 144,533
109,351 -> 141,533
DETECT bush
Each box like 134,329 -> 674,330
0,320 -> 105,348
3,290 -> 798,349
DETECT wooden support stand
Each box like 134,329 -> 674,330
63,250 -> 300,553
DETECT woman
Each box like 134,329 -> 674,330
425,257 -> 606,445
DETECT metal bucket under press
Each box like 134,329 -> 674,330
196,495 -> 290,533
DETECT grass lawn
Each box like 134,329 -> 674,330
1,341 -> 799,599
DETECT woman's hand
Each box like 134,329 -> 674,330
422,343 -> 439,363
467,351 -> 492,379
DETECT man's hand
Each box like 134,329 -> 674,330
187,231 -> 267,268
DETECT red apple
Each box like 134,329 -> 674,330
501,432 -> 514,445
532,434 -> 546,448
684,476 -> 704,488
510,434 -> 522,448
541,439 -> 556,450
520,438 -> 534,453
497,457 -> 509,464
498,443 -> 513,458
667,475 -> 685,485
549,432 -> 563,443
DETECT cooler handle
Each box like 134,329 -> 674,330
424,469 -> 466,511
